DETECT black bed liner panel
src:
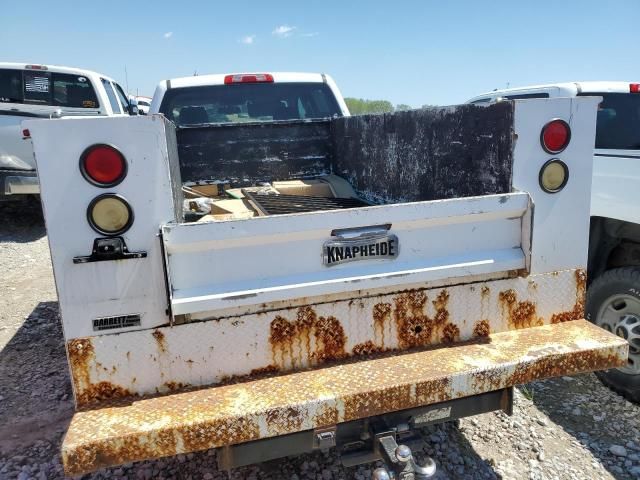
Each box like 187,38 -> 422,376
175,103 -> 515,203
177,120 -> 333,186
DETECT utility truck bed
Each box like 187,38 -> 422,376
24,91 -> 626,477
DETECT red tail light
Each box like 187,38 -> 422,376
22,129 -> 30,138
541,119 -> 571,154
224,73 -> 274,85
80,144 -> 127,187
631,83 -> 640,93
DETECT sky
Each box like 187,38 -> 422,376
2,0 -> 638,107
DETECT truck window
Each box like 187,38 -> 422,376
52,73 -> 99,109
0,69 -> 100,108
579,93 -> 640,150
23,71 -> 52,104
112,82 -> 130,113
159,82 -> 341,126
101,78 -> 122,114
0,69 -> 22,103
504,93 -> 549,100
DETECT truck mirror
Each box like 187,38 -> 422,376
128,98 -> 139,116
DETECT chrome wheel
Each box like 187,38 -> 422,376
596,294 -> 640,375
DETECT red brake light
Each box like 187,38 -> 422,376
541,119 -> 571,154
25,64 -> 48,70
22,129 -> 30,138
80,144 -> 127,187
224,74 -> 274,85
631,83 -> 640,93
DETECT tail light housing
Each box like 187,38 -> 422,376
539,159 -> 569,193
80,144 -> 127,187
631,84 -> 640,93
541,119 -> 571,154
87,194 -> 134,236
224,74 -> 274,85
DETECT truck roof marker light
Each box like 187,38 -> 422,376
87,194 -> 134,236
224,74 -> 274,85
541,119 -> 571,154
80,144 -> 127,187
539,159 -> 569,194
631,84 -> 640,93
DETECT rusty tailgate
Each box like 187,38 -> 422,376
62,319 -> 627,475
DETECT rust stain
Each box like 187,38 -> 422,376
152,329 -> 167,353
415,377 -> 452,404
498,289 -> 540,329
442,323 -> 460,343
313,405 -> 339,427
473,320 -> 491,338
62,320 -> 626,477
269,307 -> 347,369
551,269 -> 587,324
177,417 -> 260,454
250,365 -> 279,376
344,384 -> 413,420
352,340 -> 387,356
67,338 -> 95,406
394,289 -> 455,348
68,338 -> 136,407
164,381 -> 189,393
76,382 -> 134,407
394,291 -> 434,348
507,350 -> 621,386
265,406 -> 304,434
373,302 -> 391,348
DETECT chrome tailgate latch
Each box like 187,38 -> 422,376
313,426 -> 337,449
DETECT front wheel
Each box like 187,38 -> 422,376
586,267 -> 640,403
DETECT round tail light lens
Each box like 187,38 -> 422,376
541,119 -> 571,154
80,144 -> 127,187
539,159 -> 569,193
87,194 -> 133,235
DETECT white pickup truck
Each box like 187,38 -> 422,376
25,72 -> 627,478
468,82 -> 640,402
0,63 -> 136,198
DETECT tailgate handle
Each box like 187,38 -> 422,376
330,223 -> 391,239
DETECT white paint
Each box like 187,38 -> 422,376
24,115 -> 182,339
467,81 -> 640,225
165,193 -> 530,315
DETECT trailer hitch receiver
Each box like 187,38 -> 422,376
373,435 -> 436,480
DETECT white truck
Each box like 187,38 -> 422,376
25,72 -> 627,478
0,63 -> 136,198
468,82 -> 640,402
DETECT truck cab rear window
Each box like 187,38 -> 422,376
0,68 -> 99,108
160,82 -> 342,126
579,92 -> 640,150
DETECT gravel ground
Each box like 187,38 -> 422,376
1,198 -> 639,480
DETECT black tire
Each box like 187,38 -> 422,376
586,267 -> 640,403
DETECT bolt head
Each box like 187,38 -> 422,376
395,444 -> 412,462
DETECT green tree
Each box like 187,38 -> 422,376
395,104 -> 412,111
344,98 -> 394,115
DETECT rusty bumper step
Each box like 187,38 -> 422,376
63,319 -> 627,475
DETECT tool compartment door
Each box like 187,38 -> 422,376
162,192 -> 531,317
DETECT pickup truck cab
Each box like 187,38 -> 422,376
24,73 -> 627,478
0,63 -> 136,198
468,82 -> 640,402
150,71 -> 350,122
